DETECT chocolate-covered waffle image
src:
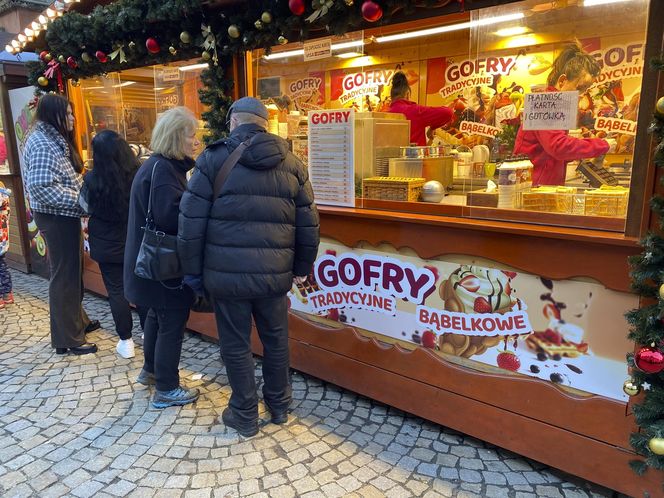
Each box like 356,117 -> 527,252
438,266 -> 522,358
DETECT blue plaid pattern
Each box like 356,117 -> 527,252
23,122 -> 84,218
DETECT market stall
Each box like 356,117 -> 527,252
237,0 -> 664,495
18,0 -> 664,494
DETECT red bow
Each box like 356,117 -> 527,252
44,60 -> 64,93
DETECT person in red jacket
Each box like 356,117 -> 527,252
514,43 -> 612,186
388,71 -> 454,146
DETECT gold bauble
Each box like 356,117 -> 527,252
656,96 -> 664,119
345,0 -> 354,5
228,25 -> 240,39
81,52 -> 92,63
179,31 -> 192,44
58,55 -> 65,63
623,379 -> 640,397
128,41 -> 136,50
44,53 -> 52,62
659,283 -> 664,300
278,36 -> 288,45
261,11 -> 272,23
201,51 -> 211,61
71,79 -> 80,87
37,76 -> 49,87
169,46 -> 177,55
254,20 -> 263,30
648,437 -> 664,455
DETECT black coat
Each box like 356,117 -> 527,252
124,154 -> 194,309
178,123 -> 320,299
82,172 -> 129,264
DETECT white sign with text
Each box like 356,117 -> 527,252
522,91 -> 579,131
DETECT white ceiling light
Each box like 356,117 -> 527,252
46,8 -> 56,18
336,51 -> 364,59
495,26 -> 530,37
375,12 -> 525,43
264,39 -> 363,60
179,63 -> 209,72
38,15 -> 47,24
583,0 -> 630,6
5,45 -> 15,54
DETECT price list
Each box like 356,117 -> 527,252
307,109 -> 355,207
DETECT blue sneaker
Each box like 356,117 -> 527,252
152,386 -> 199,409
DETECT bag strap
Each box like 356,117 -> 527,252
145,160 -> 160,225
212,138 -> 252,199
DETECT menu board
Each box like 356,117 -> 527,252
307,109 -> 355,207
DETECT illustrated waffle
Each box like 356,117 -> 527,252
525,332 -> 587,359
292,268 -> 321,304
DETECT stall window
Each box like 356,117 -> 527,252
69,59 -> 208,166
252,0 -> 649,232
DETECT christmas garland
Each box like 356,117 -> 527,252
26,0 -> 481,141
624,55 -> 664,475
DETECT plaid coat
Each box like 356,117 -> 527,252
23,122 -> 83,218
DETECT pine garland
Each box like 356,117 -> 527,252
625,55 -> 664,475
26,0 -> 488,141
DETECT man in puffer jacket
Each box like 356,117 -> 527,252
178,97 -> 319,437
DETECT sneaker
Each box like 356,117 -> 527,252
269,410 -> 289,425
136,369 -> 156,386
116,338 -> 135,359
152,386 -> 199,409
3,293 -> 13,304
221,407 -> 259,437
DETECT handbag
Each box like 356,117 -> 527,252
187,137 -> 254,312
134,161 -> 183,285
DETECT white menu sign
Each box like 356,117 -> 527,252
522,90 -> 578,131
308,109 -> 355,207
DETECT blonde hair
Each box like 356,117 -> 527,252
547,42 -> 601,88
150,107 -> 198,160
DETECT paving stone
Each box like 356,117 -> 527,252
0,270 -> 623,498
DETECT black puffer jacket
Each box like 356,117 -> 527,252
178,123 -> 320,299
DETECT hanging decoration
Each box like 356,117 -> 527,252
307,0 -> 335,23
37,76 -> 48,87
81,52 -> 92,63
623,378 -> 641,397
44,59 -> 64,92
649,438 -> 664,456
361,0 -> 383,22
146,37 -> 161,54
289,0 -> 305,16
634,346 -> 664,374
66,56 -> 78,69
169,46 -> 178,55
261,11 -> 273,24
201,24 -> 218,64
180,31 -> 192,44
109,45 -> 127,64
95,50 -> 108,63
227,24 -> 241,39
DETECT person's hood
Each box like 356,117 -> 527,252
230,124 -> 287,171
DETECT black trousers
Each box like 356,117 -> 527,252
142,306 -> 190,391
34,212 -> 90,349
0,255 -> 11,295
214,295 -> 291,425
98,262 -> 132,340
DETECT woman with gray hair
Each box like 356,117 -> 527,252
124,106 -> 201,408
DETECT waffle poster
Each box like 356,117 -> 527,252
329,62 -> 419,111
424,37 -> 645,154
285,72 -> 325,112
289,239 -> 637,402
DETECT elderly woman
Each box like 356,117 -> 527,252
124,107 -> 200,409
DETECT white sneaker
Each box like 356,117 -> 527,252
116,338 -> 135,359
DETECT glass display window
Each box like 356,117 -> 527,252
69,59 -> 208,168
250,0 -> 651,233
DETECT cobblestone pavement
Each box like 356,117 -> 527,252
0,269 -> 624,498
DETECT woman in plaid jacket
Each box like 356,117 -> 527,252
23,94 -> 98,355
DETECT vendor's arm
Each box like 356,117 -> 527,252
535,130 -> 609,161
416,104 -> 454,130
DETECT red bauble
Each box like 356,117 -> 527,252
95,50 -> 108,63
39,50 -> 49,62
361,0 -> 383,22
66,56 -> 78,69
145,38 -> 160,54
289,0 -> 305,16
635,346 -> 664,374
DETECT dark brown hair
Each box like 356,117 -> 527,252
547,42 -> 601,88
36,93 -> 83,173
390,71 -> 411,101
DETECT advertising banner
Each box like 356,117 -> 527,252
285,72 -> 325,112
290,239 -> 636,402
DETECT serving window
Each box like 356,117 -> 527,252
68,60 -> 208,167
250,0 -> 650,233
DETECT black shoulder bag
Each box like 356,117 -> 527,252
134,161 -> 183,286
190,137 -> 252,312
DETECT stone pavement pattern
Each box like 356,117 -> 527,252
0,270 -> 624,498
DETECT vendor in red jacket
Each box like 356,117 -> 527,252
514,43 -> 612,186
388,71 -> 453,146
